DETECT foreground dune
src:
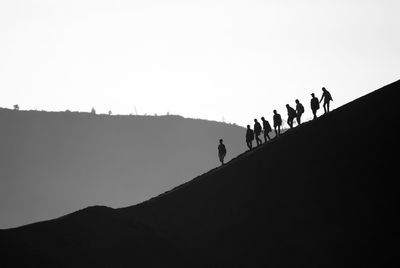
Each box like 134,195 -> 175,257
1,80 -> 399,267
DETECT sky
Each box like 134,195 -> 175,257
1,0 -> 399,126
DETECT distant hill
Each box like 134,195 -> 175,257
1,79 -> 399,267
0,111 -> 247,228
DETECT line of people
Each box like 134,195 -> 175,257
218,87 -> 333,165
245,87 -> 333,150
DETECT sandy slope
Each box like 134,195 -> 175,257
1,80 -> 399,267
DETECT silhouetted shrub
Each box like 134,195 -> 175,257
13,104 -> 19,111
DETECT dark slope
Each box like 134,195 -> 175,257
1,80 -> 399,267
0,111 -> 245,228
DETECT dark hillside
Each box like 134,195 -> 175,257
1,80 -> 399,267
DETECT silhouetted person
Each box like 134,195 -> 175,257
295,99 -> 304,125
261,117 -> 272,142
218,139 -> 227,165
320,87 -> 333,114
246,125 -> 254,150
310,93 -> 319,119
273,110 -> 282,137
286,104 -> 296,129
254,119 -> 262,146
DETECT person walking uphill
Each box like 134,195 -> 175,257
295,99 -> 305,125
254,119 -> 262,146
320,87 -> 333,114
273,110 -> 282,137
261,117 -> 272,142
218,139 -> 227,165
246,125 -> 255,150
310,93 -> 320,119
286,104 -> 297,129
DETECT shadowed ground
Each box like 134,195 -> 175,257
1,80 -> 399,267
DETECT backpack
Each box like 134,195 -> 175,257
288,107 -> 296,117
264,121 -> 272,132
298,103 -> 304,114
254,122 -> 262,134
311,98 -> 319,110
326,92 -> 332,101
246,129 -> 255,141
274,114 -> 282,126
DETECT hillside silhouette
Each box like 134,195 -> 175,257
1,80 -> 399,267
0,111 -> 246,228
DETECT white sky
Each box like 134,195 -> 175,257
1,0 -> 399,126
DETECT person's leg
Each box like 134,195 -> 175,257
323,103 -> 327,113
266,133 -> 270,140
248,140 -> 252,149
278,126 -> 281,136
327,101 -> 330,112
312,110 -> 316,119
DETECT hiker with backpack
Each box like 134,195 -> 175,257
286,104 -> 297,129
218,139 -> 227,165
320,87 -> 333,114
253,119 -> 262,146
273,110 -> 282,137
295,99 -> 305,125
261,117 -> 272,142
310,93 -> 319,119
246,125 -> 255,150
